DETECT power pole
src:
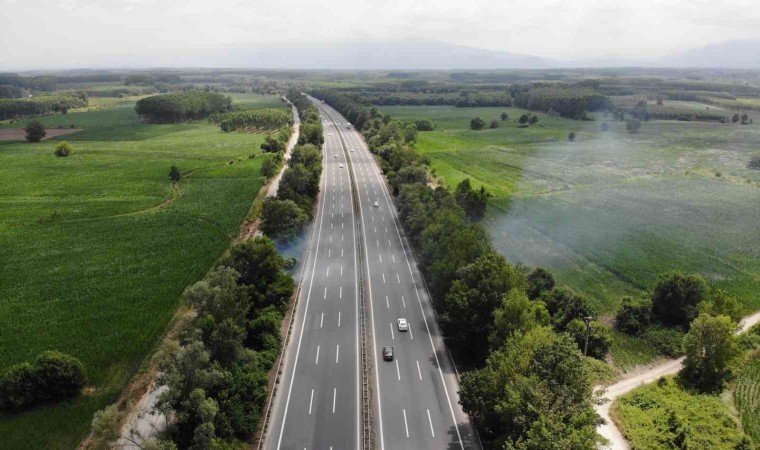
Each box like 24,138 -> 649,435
583,316 -> 593,357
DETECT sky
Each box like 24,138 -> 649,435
2,0 -> 760,69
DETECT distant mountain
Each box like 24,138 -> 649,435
223,40 -> 549,70
659,40 -> 760,69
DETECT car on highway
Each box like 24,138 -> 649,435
339,163 -> 344,168
397,318 -> 408,331
373,201 -> 379,207
382,346 -> 394,361
334,154 -> 338,158
350,148 -> 355,152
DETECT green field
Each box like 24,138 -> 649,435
0,96 -> 282,448
736,358 -> 760,443
382,105 -> 760,367
613,376 -> 745,449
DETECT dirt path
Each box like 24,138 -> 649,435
596,311 -> 760,449
0,128 -> 83,141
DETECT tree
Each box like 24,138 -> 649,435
169,165 -> 181,182
0,351 -> 87,411
732,113 -> 740,124
541,287 -> 594,331
616,297 -> 652,335
529,114 -> 539,125
566,319 -> 612,359
740,113 -> 749,125
489,119 -> 499,129
489,289 -> 550,350
184,266 -> 251,328
748,154 -> 760,170
626,118 -> 641,134
455,178 -> 490,220
470,117 -> 485,130
651,272 -> 707,328
24,120 -> 46,142
440,251 -> 526,365
260,197 -> 308,240
260,158 -> 277,178
500,111 -> 509,121
526,267 -> 555,300
260,134 -> 284,153
54,141 -> 72,157
460,327 -> 603,448
681,314 -> 740,392
568,132 -> 576,141
698,289 -> 743,323
519,114 -> 530,124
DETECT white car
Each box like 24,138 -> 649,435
373,201 -> 379,207
339,164 -> 344,168
334,154 -> 338,158
397,318 -> 408,332
350,148 -> 355,152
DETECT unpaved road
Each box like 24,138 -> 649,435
596,311 -> 760,449
266,104 -> 300,197
0,128 -> 83,140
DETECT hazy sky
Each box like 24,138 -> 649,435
2,0 -> 759,69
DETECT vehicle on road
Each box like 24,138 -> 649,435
346,124 -> 351,129
340,163 -> 344,168
373,201 -> 379,207
382,346 -> 394,361
350,148 -> 355,152
397,318 -> 408,331
334,154 -> 338,158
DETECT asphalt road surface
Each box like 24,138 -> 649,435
265,99 -> 480,450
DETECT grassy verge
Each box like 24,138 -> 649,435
0,97 -> 279,448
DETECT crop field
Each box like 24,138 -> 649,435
736,358 -> 760,442
382,105 -> 759,367
0,96 -> 282,448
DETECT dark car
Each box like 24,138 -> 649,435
382,346 -> 394,361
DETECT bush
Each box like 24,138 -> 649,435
260,197 -> 308,240
526,267 -> 555,300
25,120 -> 46,142
489,119 -> 499,129
568,132 -> 576,141
0,351 -> 87,411
616,297 -> 652,335
566,319 -> 612,359
643,326 -> 684,357
748,154 -> 760,170
54,141 -> 72,157
470,117 -> 485,130
626,118 -> 642,134
261,158 -> 278,178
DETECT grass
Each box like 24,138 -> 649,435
736,358 -> 760,443
0,99 -> 278,449
382,105 -> 760,370
613,376 -> 745,449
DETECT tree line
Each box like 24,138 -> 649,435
91,237 -> 295,449
317,89 -> 605,449
135,92 -> 232,123
211,108 -> 292,132
511,84 -> 611,119
260,90 -> 325,241
0,92 -> 88,120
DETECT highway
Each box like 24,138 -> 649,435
265,99 -> 479,450
264,110 -> 361,450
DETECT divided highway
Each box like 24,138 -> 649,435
264,99 -> 480,449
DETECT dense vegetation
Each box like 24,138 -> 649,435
0,92 -> 88,119
135,92 -> 232,123
0,351 -> 86,411
510,85 -> 610,119
736,357 -> 760,443
214,108 -> 291,132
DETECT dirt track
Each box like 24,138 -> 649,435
0,128 -> 83,141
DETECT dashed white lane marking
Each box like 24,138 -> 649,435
376,239 -> 380,247
385,227 -> 388,233
326,266 -> 330,277
379,254 -> 382,263
341,265 -> 343,276
324,287 -> 327,299
388,239 -> 392,247
403,409 -> 409,438
339,286 -> 342,299
392,254 -> 395,263
328,249 -> 331,258
386,295 -> 389,308
395,359 -> 401,380
417,361 -> 422,380
402,295 -> 406,308
308,389 -> 314,415
390,322 -> 394,340
336,344 -> 340,363
341,248 -> 344,258
396,273 -> 401,284
332,388 -> 337,414
320,313 -> 324,328
427,409 -> 435,437
315,345 -> 320,364
409,326 -> 414,340
382,273 -> 386,283
338,311 -> 341,327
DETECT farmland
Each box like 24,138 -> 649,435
381,104 -> 760,367
736,357 -> 760,442
0,95 -> 284,448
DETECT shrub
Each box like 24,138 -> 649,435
568,132 -> 576,141
470,117 -> 485,130
261,158 -> 278,178
748,154 -> 760,170
0,351 -> 87,411
25,120 -> 46,142
489,119 -> 499,129
169,165 -> 181,182
616,297 -> 652,335
518,114 -> 529,124
566,319 -> 612,359
500,112 -> 509,121
526,267 -> 555,300
626,118 -> 642,134
54,141 -> 72,157
643,326 -> 684,357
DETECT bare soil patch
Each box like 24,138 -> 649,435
0,128 -> 83,141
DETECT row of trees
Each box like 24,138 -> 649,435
511,84 -> 611,119
213,108 -> 292,132
0,92 -> 88,120
135,92 -> 232,123
260,90 -> 324,240
92,237 -> 294,448
318,90 -> 605,448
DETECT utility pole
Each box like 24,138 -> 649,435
583,316 -> 593,357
